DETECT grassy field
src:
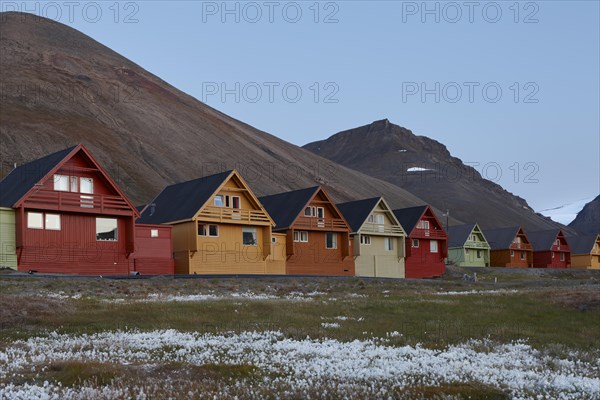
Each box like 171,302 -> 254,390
0,266 -> 599,399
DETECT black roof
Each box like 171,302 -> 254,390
392,205 -> 428,234
484,226 -> 522,250
259,187 -> 319,231
336,197 -> 381,233
528,229 -> 562,251
0,146 -> 76,208
447,223 -> 477,248
137,171 -> 233,224
567,234 -> 599,254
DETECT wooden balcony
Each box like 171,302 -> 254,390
510,242 -> 533,251
361,223 -> 404,236
464,241 -> 490,249
413,228 -> 447,239
198,206 -> 271,225
295,216 -> 348,231
23,190 -> 133,216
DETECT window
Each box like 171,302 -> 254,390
214,195 -> 224,207
360,235 -> 371,245
520,251 -> 526,260
417,220 -> 430,230
225,195 -> 230,207
317,207 -> 324,219
53,174 -> 69,191
376,214 -> 385,225
27,212 -> 44,229
151,229 -> 159,238
367,214 -> 375,223
294,231 -> 309,242
511,250 -> 515,257
476,250 -> 482,259
430,240 -> 438,253
70,176 -> 78,192
552,252 -> 555,259
198,223 -> 207,236
271,236 -> 277,243
465,248 -> 470,255
560,253 -> 565,261
326,233 -> 337,249
514,236 -> 522,244
232,196 -> 240,209
80,177 -> 93,194
209,225 -> 219,237
311,207 -> 317,217
96,218 -> 117,241
384,237 -> 393,251
412,238 -> 419,248
45,214 -> 61,230
242,227 -> 257,246
471,234 -> 477,242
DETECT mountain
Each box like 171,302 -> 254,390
569,196 -> 600,235
0,12 -> 437,214
303,119 -> 567,232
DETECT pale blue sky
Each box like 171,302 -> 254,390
7,1 -> 600,218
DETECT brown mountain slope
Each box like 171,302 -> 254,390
303,119 -> 567,232
569,196 -> 600,235
0,12 -> 436,214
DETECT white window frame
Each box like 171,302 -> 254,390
465,248 -> 470,255
376,214 -> 385,225
242,227 -> 257,246
294,231 -> 309,243
326,233 -> 337,249
27,212 -> 44,229
214,195 -> 224,207
96,218 -> 118,241
412,238 -> 419,248
208,224 -> 219,237
367,214 -> 375,223
360,235 -> 371,245
45,214 -> 61,231
520,251 -> 526,260
511,250 -> 515,257
384,237 -> 393,251
80,177 -> 94,194
317,207 -> 324,219
151,229 -> 159,238
560,252 -> 565,261
53,174 -> 69,192
271,236 -> 277,243
430,240 -> 438,253
231,196 -> 241,209
418,220 -> 430,230
476,250 -> 482,259
198,223 -> 207,236
70,176 -> 79,192
304,207 -> 312,217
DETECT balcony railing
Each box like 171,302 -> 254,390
295,216 -> 348,231
361,223 -> 404,236
510,242 -> 533,251
464,241 -> 490,249
413,228 -> 447,238
198,206 -> 271,225
23,190 -> 132,215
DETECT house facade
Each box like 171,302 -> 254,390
568,234 -> 600,269
260,186 -> 354,276
529,229 -> 571,268
393,205 -> 447,278
138,170 -> 281,275
337,197 -> 406,278
0,144 -> 173,275
485,226 -> 533,268
447,223 -> 490,267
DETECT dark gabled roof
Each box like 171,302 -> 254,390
567,234 -> 599,255
0,146 -> 77,208
137,171 -> 233,224
259,187 -> 319,230
528,229 -> 561,251
392,205 -> 428,235
336,197 -> 381,233
484,226 -> 522,250
447,223 -> 477,248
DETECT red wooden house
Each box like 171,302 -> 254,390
392,205 -> 447,278
0,144 -> 174,275
484,226 -> 533,268
529,229 -> 571,268
259,186 -> 354,276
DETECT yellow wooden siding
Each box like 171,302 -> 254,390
266,233 -> 286,274
354,235 -> 405,278
0,208 -> 17,269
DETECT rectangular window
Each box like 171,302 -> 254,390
360,235 -> 371,245
27,212 -> 44,229
300,231 -> 308,242
326,233 -> 337,249
477,250 -> 482,259
271,236 -> 277,243
80,177 -> 93,194
317,207 -> 324,219
412,238 -> 419,248
520,251 -> 526,260
430,240 -> 438,253
304,207 -> 312,217
214,195 -> 224,207
376,214 -> 385,225
242,227 -> 257,246
232,196 -> 240,209
151,229 -> 159,238
53,174 -> 69,191
96,218 -> 117,241
384,237 -> 393,251
311,207 -> 317,217
417,220 -> 430,230
45,214 -> 61,230
367,214 -> 375,223
208,225 -> 219,237
294,231 -> 300,242
70,176 -> 78,192
552,252 -> 555,259
198,223 -> 207,236
471,234 -> 477,242
560,253 -> 565,261
465,248 -> 470,255
511,250 -> 515,257
225,195 -> 230,207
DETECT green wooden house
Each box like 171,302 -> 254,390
447,223 -> 490,267
0,207 -> 17,269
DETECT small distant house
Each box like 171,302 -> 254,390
337,197 -> 406,278
447,223 -> 490,267
484,226 -> 533,268
138,170 -> 280,275
392,205 -> 447,278
568,234 -> 600,269
259,186 -> 354,276
528,229 -> 571,268
0,144 -> 174,275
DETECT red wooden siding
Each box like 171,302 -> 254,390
532,234 -> 571,268
134,224 -> 175,274
404,208 -> 447,279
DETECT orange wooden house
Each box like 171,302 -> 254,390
484,226 -> 533,268
259,186 -> 354,275
138,170 -> 284,274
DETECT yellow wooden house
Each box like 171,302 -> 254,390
568,234 -> 600,270
138,170 -> 284,274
